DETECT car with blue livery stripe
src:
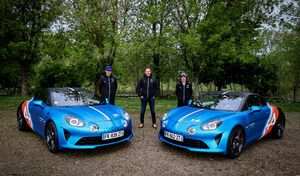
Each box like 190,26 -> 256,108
17,87 -> 133,153
159,92 -> 285,158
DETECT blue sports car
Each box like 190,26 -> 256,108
17,87 -> 133,153
159,92 -> 285,158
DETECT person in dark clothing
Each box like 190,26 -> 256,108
95,66 -> 118,105
176,72 -> 193,107
136,67 -> 158,129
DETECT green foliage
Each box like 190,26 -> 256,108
0,0 -> 298,101
0,0 -> 63,95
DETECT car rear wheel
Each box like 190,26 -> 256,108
46,122 -> 59,153
17,108 -> 28,131
272,117 -> 285,139
227,127 -> 245,159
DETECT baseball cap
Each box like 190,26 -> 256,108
105,65 -> 113,71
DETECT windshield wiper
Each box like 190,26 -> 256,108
86,98 -> 100,105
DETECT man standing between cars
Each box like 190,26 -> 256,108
136,67 -> 158,129
176,72 -> 193,107
95,65 -> 118,105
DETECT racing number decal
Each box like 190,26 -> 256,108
21,99 -> 33,129
261,103 -> 279,138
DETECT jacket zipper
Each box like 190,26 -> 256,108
146,78 -> 150,98
183,84 -> 186,102
108,77 -> 111,101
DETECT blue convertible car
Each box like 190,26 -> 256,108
159,92 -> 285,158
17,88 -> 133,153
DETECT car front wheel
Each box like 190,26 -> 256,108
46,122 -> 59,153
227,127 -> 245,159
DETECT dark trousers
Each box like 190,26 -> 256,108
140,97 -> 156,124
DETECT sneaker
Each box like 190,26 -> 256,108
152,124 -> 157,129
138,124 -> 144,128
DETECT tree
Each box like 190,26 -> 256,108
0,0 -> 62,95
192,0 -> 280,90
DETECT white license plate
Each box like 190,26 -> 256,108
102,130 -> 124,140
164,131 -> 183,142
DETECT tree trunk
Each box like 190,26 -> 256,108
20,64 -> 29,96
293,86 -> 297,103
153,53 -> 161,96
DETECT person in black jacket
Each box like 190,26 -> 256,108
176,72 -> 193,107
95,65 -> 118,105
136,67 -> 158,128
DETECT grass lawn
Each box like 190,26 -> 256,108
0,96 -> 299,113
116,97 -> 177,113
0,96 -> 29,111
273,102 -> 300,112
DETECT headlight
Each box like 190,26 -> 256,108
202,120 -> 222,131
123,112 -> 130,121
65,115 -> 85,127
162,120 -> 168,128
123,119 -> 128,127
162,113 -> 168,121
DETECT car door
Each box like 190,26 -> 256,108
30,100 -> 47,136
244,95 -> 269,142
255,96 -> 271,138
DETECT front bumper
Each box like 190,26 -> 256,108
56,121 -> 133,150
159,127 -> 229,154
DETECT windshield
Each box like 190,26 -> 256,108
50,88 -> 100,106
192,94 -> 244,111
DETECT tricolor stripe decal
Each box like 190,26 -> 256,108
261,103 -> 279,138
21,98 -> 34,129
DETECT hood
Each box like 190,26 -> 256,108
166,106 -> 236,129
51,104 -> 124,123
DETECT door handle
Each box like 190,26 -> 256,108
248,121 -> 255,128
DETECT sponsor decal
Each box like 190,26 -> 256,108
261,103 -> 279,138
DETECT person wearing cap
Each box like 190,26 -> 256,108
176,72 -> 193,107
136,67 -> 158,129
95,65 -> 118,105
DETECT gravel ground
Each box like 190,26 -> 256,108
0,110 -> 300,176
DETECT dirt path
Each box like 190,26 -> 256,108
0,111 -> 300,176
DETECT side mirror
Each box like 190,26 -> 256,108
250,106 -> 262,112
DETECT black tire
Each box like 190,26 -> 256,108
227,126 -> 245,159
16,106 -> 29,131
46,121 -> 59,153
271,111 -> 285,139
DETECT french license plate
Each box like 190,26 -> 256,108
102,130 -> 124,140
164,131 -> 183,142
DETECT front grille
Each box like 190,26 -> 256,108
160,130 -> 209,149
76,130 -> 131,146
